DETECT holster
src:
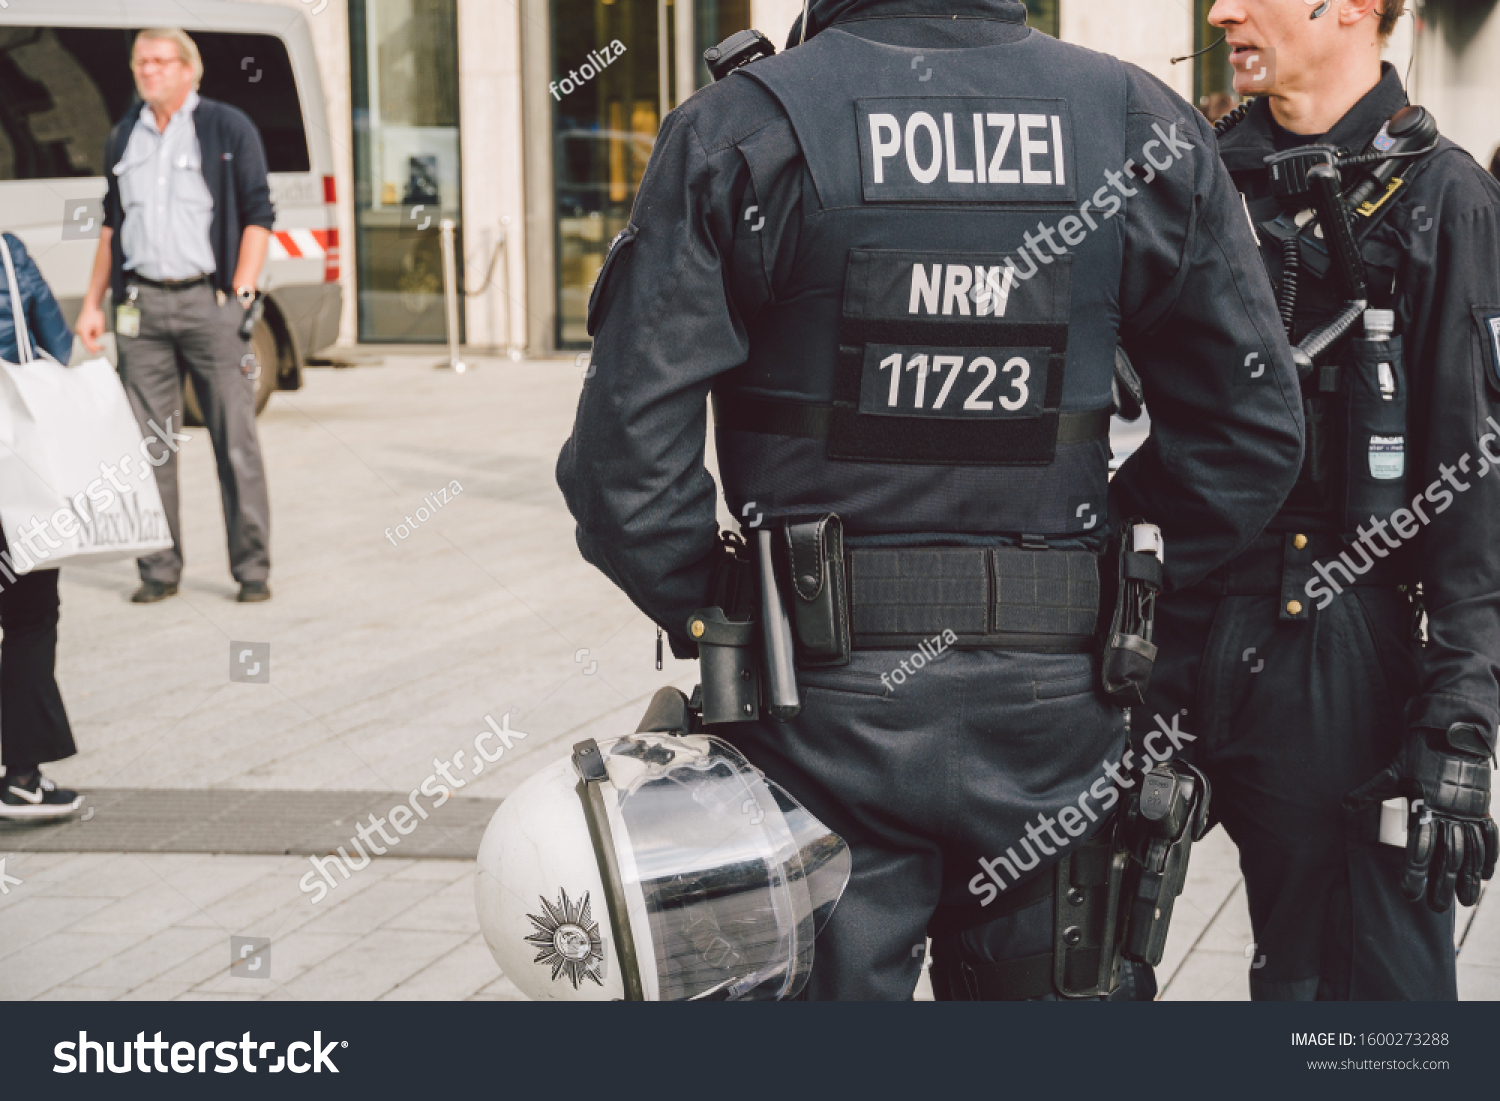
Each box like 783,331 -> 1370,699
1119,760 -> 1211,966
784,514 -> 851,667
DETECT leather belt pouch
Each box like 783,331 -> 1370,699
784,514 -> 851,667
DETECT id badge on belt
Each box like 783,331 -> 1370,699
116,286 -> 141,338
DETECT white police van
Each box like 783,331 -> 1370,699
0,0 -> 341,417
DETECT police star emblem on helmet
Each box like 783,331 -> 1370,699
525,889 -> 605,988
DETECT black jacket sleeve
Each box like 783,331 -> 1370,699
1396,152 -> 1500,749
556,81 -> 786,657
1110,69 -> 1305,592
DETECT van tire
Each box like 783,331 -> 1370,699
183,315 -> 280,425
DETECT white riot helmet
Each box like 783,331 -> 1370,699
475,695 -> 850,1001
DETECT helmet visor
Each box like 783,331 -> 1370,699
597,733 -> 850,1001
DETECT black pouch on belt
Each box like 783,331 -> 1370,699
1344,335 -> 1408,533
783,514 -> 851,668
688,532 -> 761,725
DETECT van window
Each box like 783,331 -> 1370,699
0,26 -> 310,180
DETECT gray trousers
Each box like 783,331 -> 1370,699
117,282 -> 270,584
725,648 -> 1128,1000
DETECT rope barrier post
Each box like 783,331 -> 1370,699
499,216 -> 521,361
435,218 -> 468,373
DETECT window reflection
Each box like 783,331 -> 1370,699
351,0 -> 463,343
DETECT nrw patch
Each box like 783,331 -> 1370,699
526,888 -> 605,988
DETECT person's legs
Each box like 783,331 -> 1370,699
118,284 -> 187,584
725,654 -> 945,1000
1190,587 -> 1455,1000
0,562 -> 75,772
728,648 -> 1127,1000
175,286 -> 270,584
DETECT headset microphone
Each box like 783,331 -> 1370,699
1170,32 -> 1225,64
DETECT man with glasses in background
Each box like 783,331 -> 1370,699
74,28 -> 276,604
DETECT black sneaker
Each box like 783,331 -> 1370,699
0,771 -> 84,819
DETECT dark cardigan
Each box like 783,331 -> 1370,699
102,96 -> 276,303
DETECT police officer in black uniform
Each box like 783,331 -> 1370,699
1145,0 -> 1500,1000
557,0 -> 1305,1000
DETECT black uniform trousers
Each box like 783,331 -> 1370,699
0,529 -> 75,772
1147,537 -> 1456,1000
725,646 -> 1127,1000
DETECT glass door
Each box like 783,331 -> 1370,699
550,0 -> 750,348
350,0 -> 464,343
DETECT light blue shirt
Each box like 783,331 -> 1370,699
115,91 -> 217,281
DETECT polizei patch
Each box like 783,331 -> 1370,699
856,97 -> 1076,202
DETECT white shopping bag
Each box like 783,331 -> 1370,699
0,236 -> 172,575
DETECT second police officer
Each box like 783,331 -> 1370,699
1145,0 -> 1500,1000
557,0 -> 1305,999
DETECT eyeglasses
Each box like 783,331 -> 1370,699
132,57 -> 185,72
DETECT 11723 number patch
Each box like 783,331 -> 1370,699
857,344 -> 1048,419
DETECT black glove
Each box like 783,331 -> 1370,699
1346,723 -> 1498,912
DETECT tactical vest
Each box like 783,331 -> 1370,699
1235,132 -> 1444,540
714,28 -> 1128,538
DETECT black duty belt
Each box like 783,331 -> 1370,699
714,393 -> 1113,447
846,544 -> 1100,652
126,272 -> 212,290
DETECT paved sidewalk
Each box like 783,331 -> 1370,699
2,353 -> 1493,1000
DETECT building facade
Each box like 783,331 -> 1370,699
248,0 -> 1493,355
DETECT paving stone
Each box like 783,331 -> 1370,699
69,926 -> 227,990
1,932 -> 148,1000
0,896 -> 118,962
280,929 -> 469,1000
383,875 -> 479,933
468,974 -> 527,1001
65,883 -> 212,936
378,936 -> 500,1000
1456,964 -> 1500,1000
33,985 -> 131,1001
1159,949 -> 1252,1002
298,875 -> 445,936
1,789 -> 498,858
118,980 -> 196,1001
